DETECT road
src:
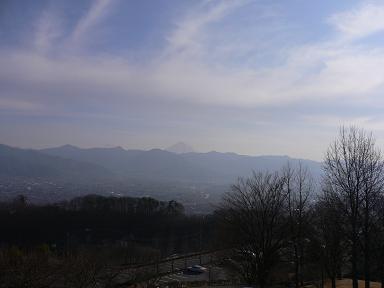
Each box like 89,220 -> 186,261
158,265 -> 229,284
116,249 -> 230,285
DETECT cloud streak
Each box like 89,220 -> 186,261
34,10 -> 63,53
69,0 -> 113,49
328,2 -> 384,41
166,0 -> 248,57
8,3 -> 374,106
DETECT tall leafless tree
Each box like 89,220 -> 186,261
283,162 -> 313,288
220,171 -> 288,288
372,195 -> 384,288
323,126 -> 384,288
317,183 -> 346,288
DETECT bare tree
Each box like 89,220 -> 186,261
361,140 -> 384,288
316,184 -> 345,288
323,126 -> 384,288
283,162 -> 313,288
373,195 -> 384,288
220,171 -> 288,288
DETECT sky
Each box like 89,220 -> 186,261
2,0 -> 384,160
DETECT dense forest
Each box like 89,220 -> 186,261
0,194 -> 220,287
0,194 -> 218,258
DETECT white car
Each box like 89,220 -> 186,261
186,264 -> 207,274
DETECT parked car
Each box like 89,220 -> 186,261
186,264 -> 207,274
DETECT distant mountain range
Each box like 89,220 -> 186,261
0,143 -> 322,184
0,144 -> 112,181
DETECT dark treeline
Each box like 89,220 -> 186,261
0,194 -> 219,261
0,195 -> 220,288
0,194 -> 221,287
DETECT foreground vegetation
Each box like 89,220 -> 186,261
0,194 -> 220,287
218,127 -> 384,288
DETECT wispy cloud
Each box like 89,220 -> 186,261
34,10 -> 62,53
328,2 -> 384,41
69,0 -> 113,49
32,0 -> 113,54
166,0 -> 248,57
155,1 -> 384,106
3,0 -> 384,110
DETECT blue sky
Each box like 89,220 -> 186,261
2,0 -> 384,160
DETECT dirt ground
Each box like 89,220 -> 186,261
324,279 -> 382,288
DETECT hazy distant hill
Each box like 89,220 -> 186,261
123,148 -> 214,182
0,144 -> 113,180
40,144 -> 322,183
41,145 -> 214,182
181,151 -> 322,181
41,144 -> 142,172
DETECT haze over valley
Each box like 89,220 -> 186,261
0,142 -> 321,213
